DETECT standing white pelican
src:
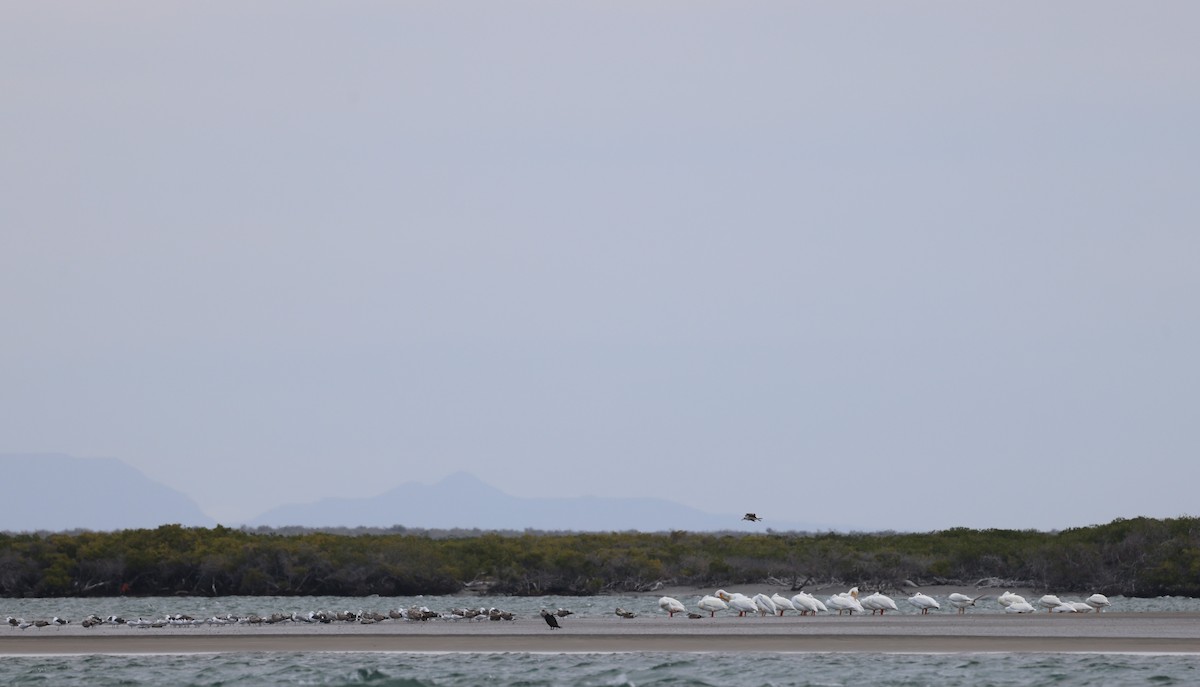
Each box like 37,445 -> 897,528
697,595 -> 728,617
771,593 -> 797,616
948,593 -> 986,614
1038,594 -> 1064,612
827,589 -> 864,615
716,591 -> 757,617
861,592 -> 899,615
658,596 -> 686,618
1085,593 -> 1111,612
791,592 -> 819,616
752,593 -> 778,617
907,593 -> 941,614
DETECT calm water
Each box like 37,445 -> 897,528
1,651 -> 1196,686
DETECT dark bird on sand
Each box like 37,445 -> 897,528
540,609 -> 562,629
743,513 -> 763,522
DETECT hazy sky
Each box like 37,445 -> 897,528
3,2 -> 1197,531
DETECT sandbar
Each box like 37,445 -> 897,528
2,613 -> 1198,654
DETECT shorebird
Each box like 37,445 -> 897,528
540,609 -> 562,629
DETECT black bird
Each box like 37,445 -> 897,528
743,513 -> 763,522
540,609 -> 562,629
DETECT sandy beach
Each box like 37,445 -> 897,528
2,613 -> 1197,655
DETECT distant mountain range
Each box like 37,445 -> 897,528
2,454 -> 827,533
1,453 -> 215,532
246,471 -> 825,532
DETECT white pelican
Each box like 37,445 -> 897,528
1051,602 -> 1078,613
771,593 -> 797,616
996,591 -> 1026,608
907,593 -> 940,614
658,596 -> 686,618
1085,593 -> 1111,612
753,593 -> 778,617
1069,602 -> 1094,613
827,590 -> 864,615
697,595 -> 728,617
1038,594 -> 1064,612
791,592 -> 820,616
716,590 -> 758,617
947,592 -> 986,614
1005,600 -> 1036,614
861,592 -> 899,615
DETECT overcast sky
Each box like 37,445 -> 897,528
2,2 -> 1197,532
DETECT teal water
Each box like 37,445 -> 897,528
1,651 -> 1195,686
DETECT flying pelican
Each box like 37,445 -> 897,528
697,595 -> 728,617
1038,594 -> 1064,612
861,591 -> 899,615
658,596 -> 686,618
1085,593 -> 1112,612
743,513 -> 763,522
948,593 -> 986,614
771,593 -> 797,616
907,593 -> 941,614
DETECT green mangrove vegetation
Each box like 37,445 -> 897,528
0,516 -> 1197,598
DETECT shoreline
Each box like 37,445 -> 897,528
3,613 -> 1198,655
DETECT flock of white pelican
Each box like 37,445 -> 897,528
659,588 -> 1113,618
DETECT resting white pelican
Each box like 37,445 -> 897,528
1051,601 -> 1078,612
791,592 -> 820,615
947,593 -> 986,614
697,595 -> 728,617
827,590 -> 864,616
907,593 -> 940,614
717,591 -> 757,617
1085,593 -> 1111,612
996,591 -> 1026,608
658,596 -> 686,617
861,592 -> 899,615
1038,594 -> 1064,612
771,593 -> 797,616
752,593 -> 778,617
1005,600 -> 1036,614
1069,602 -> 1094,613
